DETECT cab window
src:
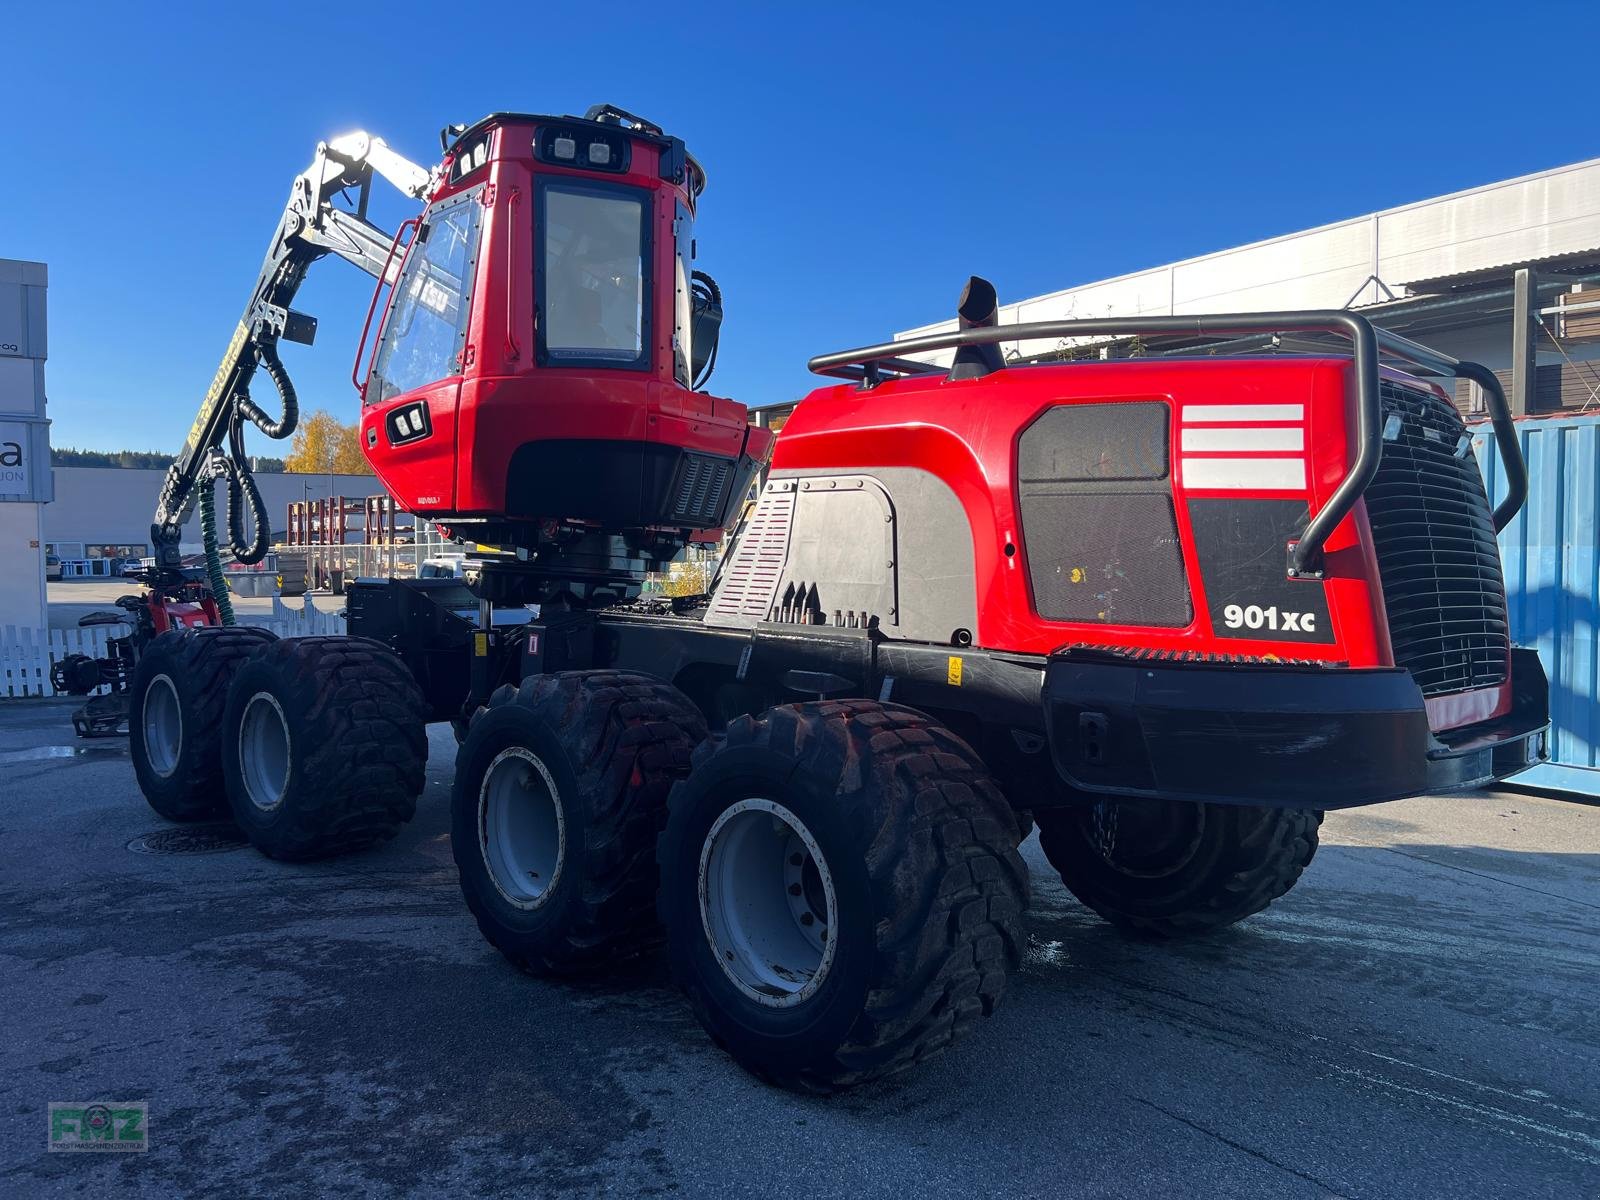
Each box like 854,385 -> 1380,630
537,180 -> 651,370
673,202 -> 693,386
370,189 -> 484,403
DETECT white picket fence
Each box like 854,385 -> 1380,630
0,599 -> 345,699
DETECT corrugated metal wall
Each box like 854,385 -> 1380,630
1474,413 -> 1600,794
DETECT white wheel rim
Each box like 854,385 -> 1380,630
699,798 -> 838,1008
479,747 -> 565,909
143,674 -> 182,778
239,692 -> 291,811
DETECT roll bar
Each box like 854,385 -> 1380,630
806,311 -> 1529,579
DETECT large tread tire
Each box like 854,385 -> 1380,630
1036,800 -> 1321,938
221,636 -> 427,861
657,700 -> 1028,1092
452,671 -> 706,976
129,625 -> 278,822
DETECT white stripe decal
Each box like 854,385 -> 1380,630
1182,457 -> 1305,490
1183,404 -> 1304,424
1181,426 -> 1305,452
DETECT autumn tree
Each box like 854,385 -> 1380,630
283,410 -> 373,475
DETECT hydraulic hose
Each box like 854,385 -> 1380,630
224,414 -> 270,564
237,339 -> 299,439
219,338 -> 297,565
198,477 -> 236,626
691,270 -> 722,390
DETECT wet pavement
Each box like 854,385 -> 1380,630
2,697 -> 1597,1198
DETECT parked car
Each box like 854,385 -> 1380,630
119,557 -> 154,578
418,555 -> 483,584
45,554 -> 62,581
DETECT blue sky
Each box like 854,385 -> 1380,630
5,1 -> 1595,455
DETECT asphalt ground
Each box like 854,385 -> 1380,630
1,696 -> 1597,1198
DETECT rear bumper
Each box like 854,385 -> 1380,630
1042,647 -> 1549,809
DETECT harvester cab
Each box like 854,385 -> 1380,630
147,104 -> 768,614
356,106 -> 767,605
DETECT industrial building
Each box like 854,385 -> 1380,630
893,154 -> 1600,414
44,466 -> 385,575
0,258 -> 51,628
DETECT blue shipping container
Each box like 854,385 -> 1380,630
1473,411 -> 1600,795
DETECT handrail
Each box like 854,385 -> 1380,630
504,187 -> 522,361
1358,328 -> 1527,530
804,310 -> 1531,576
809,311 -> 1376,578
351,215 -> 419,399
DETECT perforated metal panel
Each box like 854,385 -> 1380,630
705,483 -> 796,626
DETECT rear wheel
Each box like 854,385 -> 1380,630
221,636 -> 427,860
658,701 -> 1028,1091
1036,799 -> 1321,937
451,671 -> 706,975
129,626 -> 277,821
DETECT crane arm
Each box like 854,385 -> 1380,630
150,132 -> 433,577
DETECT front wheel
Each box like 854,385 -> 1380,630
658,701 -> 1028,1092
451,671 -> 706,975
1036,799 -> 1321,938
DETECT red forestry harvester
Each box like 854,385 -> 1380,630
88,105 -> 1544,1090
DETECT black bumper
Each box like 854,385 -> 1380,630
1042,648 -> 1550,809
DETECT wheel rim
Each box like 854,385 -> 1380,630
479,747 -> 565,909
699,798 -> 838,1008
142,674 -> 182,778
1088,799 -> 1207,877
239,692 -> 292,811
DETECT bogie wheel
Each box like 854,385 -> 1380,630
451,671 -> 706,975
657,700 -> 1028,1092
221,636 -> 427,860
129,625 -> 278,821
1036,799 -> 1322,938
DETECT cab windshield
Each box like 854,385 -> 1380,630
370,188 -> 484,403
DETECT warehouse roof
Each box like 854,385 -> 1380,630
899,155 -> 1600,364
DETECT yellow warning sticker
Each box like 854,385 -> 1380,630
473,632 -> 489,658
947,656 -> 963,686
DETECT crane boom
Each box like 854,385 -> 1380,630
150,133 -> 433,576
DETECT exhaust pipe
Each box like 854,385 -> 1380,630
949,276 -> 1007,381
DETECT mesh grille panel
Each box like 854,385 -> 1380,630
668,454 -> 735,526
1367,381 -> 1508,698
1018,401 -> 1191,626
1023,493 -> 1192,625
1018,402 -> 1169,482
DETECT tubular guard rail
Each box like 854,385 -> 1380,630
807,311 -> 1530,579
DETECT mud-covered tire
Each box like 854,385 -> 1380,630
658,700 -> 1028,1092
221,636 -> 427,860
129,625 -> 278,822
1036,800 -> 1321,938
452,671 -> 706,976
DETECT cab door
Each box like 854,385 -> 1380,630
362,187 -> 486,511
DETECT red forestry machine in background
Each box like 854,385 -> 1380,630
100,104 -> 1547,1090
